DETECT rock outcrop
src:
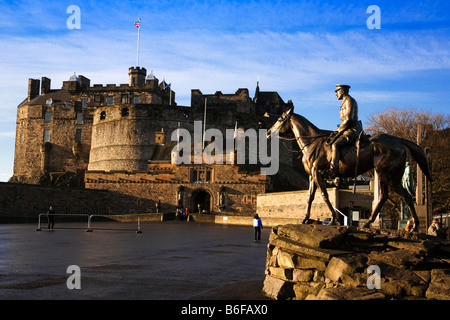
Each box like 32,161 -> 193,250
263,224 -> 450,300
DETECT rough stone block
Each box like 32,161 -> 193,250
324,254 -> 368,282
277,224 -> 349,249
270,236 -> 350,261
268,267 -> 293,280
369,250 -> 423,269
387,240 -> 438,255
425,269 -> 450,300
277,249 -> 295,269
295,255 -> 327,271
262,275 -> 294,300
313,287 -> 386,300
292,269 -> 314,282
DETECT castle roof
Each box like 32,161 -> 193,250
149,143 -> 176,162
255,91 -> 287,106
26,89 -> 72,106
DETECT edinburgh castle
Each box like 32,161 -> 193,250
6,66 -> 309,217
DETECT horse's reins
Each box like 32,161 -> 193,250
278,133 -> 329,153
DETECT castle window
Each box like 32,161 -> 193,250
121,94 -> 128,104
121,108 -> 129,117
20,133 -> 24,143
75,129 -> 82,143
243,195 -> 257,205
65,102 -> 71,108
191,168 -> 212,183
44,112 -> 52,124
76,113 -> 83,124
43,129 -> 51,142
107,96 -> 114,105
94,95 -> 102,103
133,96 -> 140,104
81,98 -> 87,107
100,111 -> 106,120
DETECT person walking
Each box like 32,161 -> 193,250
47,204 -> 55,231
253,214 -> 263,242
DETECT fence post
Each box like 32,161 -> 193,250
35,213 -> 42,231
86,215 -> 93,232
136,216 -> 142,234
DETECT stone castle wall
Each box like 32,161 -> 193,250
85,164 -> 267,215
0,182 -> 109,219
13,101 -> 92,184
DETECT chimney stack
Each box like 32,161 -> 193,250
28,78 -> 40,101
41,77 -> 51,94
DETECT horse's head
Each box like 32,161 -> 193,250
266,107 -> 293,139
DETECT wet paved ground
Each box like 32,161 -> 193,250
0,221 -> 269,300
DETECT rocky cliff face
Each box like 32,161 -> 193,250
263,224 -> 450,300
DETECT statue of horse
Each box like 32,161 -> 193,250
266,108 -> 432,231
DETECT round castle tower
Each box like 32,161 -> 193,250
88,104 -> 156,172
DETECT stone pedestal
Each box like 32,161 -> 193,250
263,224 -> 450,300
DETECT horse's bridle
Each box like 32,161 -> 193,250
276,113 -> 329,153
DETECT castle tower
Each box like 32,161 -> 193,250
128,67 -> 147,86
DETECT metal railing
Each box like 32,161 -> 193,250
86,214 -> 142,233
36,213 -> 90,231
36,213 -> 142,233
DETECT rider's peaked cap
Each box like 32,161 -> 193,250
335,84 -> 350,92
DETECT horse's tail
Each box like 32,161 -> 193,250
401,138 -> 433,182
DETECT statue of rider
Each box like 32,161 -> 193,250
325,84 -> 363,182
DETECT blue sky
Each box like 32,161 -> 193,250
0,0 -> 449,181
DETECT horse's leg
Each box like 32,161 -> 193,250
391,183 -> 420,232
313,171 -> 339,225
302,174 -> 317,224
362,179 -> 389,228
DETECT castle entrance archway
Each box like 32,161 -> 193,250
191,188 -> 211,213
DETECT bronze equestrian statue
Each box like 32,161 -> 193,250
266,87 -> 432,232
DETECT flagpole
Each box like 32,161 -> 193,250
233,120 -> 238,152
203,98 -> 207,150
136,18 -> 141,67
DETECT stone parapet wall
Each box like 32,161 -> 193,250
257,189 -> 339,222
257,188 -> 374,224
263,224 -> 450,300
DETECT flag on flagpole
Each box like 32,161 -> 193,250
165,83 -> 171,89
135,19 -> 141,28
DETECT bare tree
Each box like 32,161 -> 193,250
365,107 -> 450,141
